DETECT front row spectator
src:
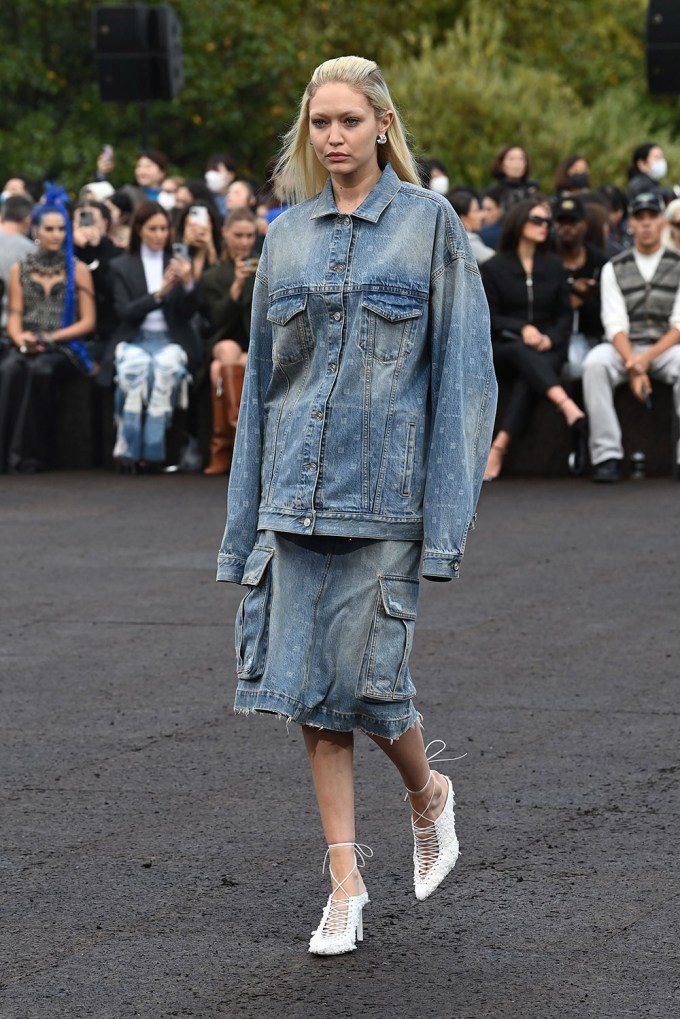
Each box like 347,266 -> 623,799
582,192 -> 680,482
109,201 -> 201,469
0,193 -> 95,473
480,198 -> 586,481
552,195 -> 606,377
200,208 -> 258,475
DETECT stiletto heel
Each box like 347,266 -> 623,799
308,842 -> 372,956
406,740 -> 462,901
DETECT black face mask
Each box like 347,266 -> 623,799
567,172 -> 590,189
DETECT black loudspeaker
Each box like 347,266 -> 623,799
93,4 -> 184,102
646,0 -> 680,94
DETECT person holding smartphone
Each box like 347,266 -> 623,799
199,208 -> 258,474
72,201 -> 122,377
174,202 -> 221,283
108,200 -> 202,469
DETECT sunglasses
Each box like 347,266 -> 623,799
527,214 -> 552,227
671,220 -> 680,228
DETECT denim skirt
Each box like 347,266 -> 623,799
233,530 -> 422,740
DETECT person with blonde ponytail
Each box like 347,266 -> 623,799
216,55 -> 496,955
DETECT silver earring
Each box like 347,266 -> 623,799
377,132 -> 387,145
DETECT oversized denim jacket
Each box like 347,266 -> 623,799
217,164 -> 496,583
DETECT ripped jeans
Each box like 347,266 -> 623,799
114,331 -> 189,462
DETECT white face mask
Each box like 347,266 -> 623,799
429,175 -> 450,195
157,190 -> 176,211
0,191 -> 10,203
649,157 -> 667,181
205,170 -> 229,193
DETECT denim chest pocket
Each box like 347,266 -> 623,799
359,294 -> 424,364
267,294 -> 311,364
356,575 -> 419,702
235,545 -> 274,680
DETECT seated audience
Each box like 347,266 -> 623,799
0,195 -> 35,326
489,144 -> 539,211
447,188 -> 495,265
204,153 -> 238,216
479,183 -> 506,250
582,191 -> 680,482
72,200 -> 122,376
552,194 -> 607,377
626,143 -> 671,203
199,208 -> 258,475
554,154 -> 592,197
109,201 -> 201,469
480,198 -> 586,480
0,190 -> 95,473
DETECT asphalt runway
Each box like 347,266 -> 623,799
1,472 -> 678,1019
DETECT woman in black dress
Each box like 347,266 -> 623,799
481,197 -> 587,480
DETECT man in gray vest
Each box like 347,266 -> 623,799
582,191 -> 680,482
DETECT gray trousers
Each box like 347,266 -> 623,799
582,342 -> 680,465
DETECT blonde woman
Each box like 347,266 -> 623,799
216,55 -> 496,954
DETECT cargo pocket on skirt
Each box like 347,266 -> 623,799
235,545 -> 275,680
357,575 -> 419,702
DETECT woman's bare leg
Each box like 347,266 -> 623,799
368,722 -> 448,826
303,727 -> 366,898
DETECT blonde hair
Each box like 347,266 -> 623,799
274,55 -> 420,204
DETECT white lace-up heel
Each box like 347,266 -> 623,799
406,740 -> 461,901
308,842 -> 372,956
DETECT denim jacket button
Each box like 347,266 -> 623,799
302,517 -> 311,526
332,263 -> 346,272
328,363 -> 337,372
332,312 -> 342,321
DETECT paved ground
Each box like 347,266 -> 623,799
1,472 -> 678,1019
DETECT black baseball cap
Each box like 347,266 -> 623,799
629,192 -> 664,216
553,195 -> 586,221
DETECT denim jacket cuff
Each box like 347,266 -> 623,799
421,551 -> 462,581
216,553 -> 247,584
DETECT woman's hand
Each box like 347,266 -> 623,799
15,331 -> 44,353
73,224 -> 102,249
522,324 -> 551,350
170,255 -> 193,286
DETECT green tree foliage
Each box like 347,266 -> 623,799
1,0 -> 680,194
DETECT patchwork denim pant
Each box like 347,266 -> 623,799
114,331 -> 189,462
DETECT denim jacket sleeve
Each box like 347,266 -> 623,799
216,245 -> 271,583
421,205 -> 497,581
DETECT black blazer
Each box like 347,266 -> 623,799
100,253 -> 203,385
481,251 -> 572,356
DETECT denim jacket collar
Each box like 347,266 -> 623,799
309,162 -> 403,223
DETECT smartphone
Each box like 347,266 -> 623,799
101,144 -> 114,160
172,242 -> 189,259
80,210 -> 94,227
188,205 -> 209,226
243,255 -> 260,271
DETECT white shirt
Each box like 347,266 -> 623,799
140,244 -> 167,332
600,246 -> 680,341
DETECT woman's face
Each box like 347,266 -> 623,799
501,147 -> 527,180
175,185 -> 193,210
481,195 -> 501,226
521,204 -> 552,245
223,220 -> 257,261
226,181 -> 253,210
308,82 -> 392,182
37,212 -> 66,252
568,158 -> 589,178
639,145 -> 664,173
138,212 -> 169,251
135,157 -> 165,188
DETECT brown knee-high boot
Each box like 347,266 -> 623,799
203,367 -> 233,475
203,363 -> 246,475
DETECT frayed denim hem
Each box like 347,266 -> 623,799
233,697 -> 421,742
